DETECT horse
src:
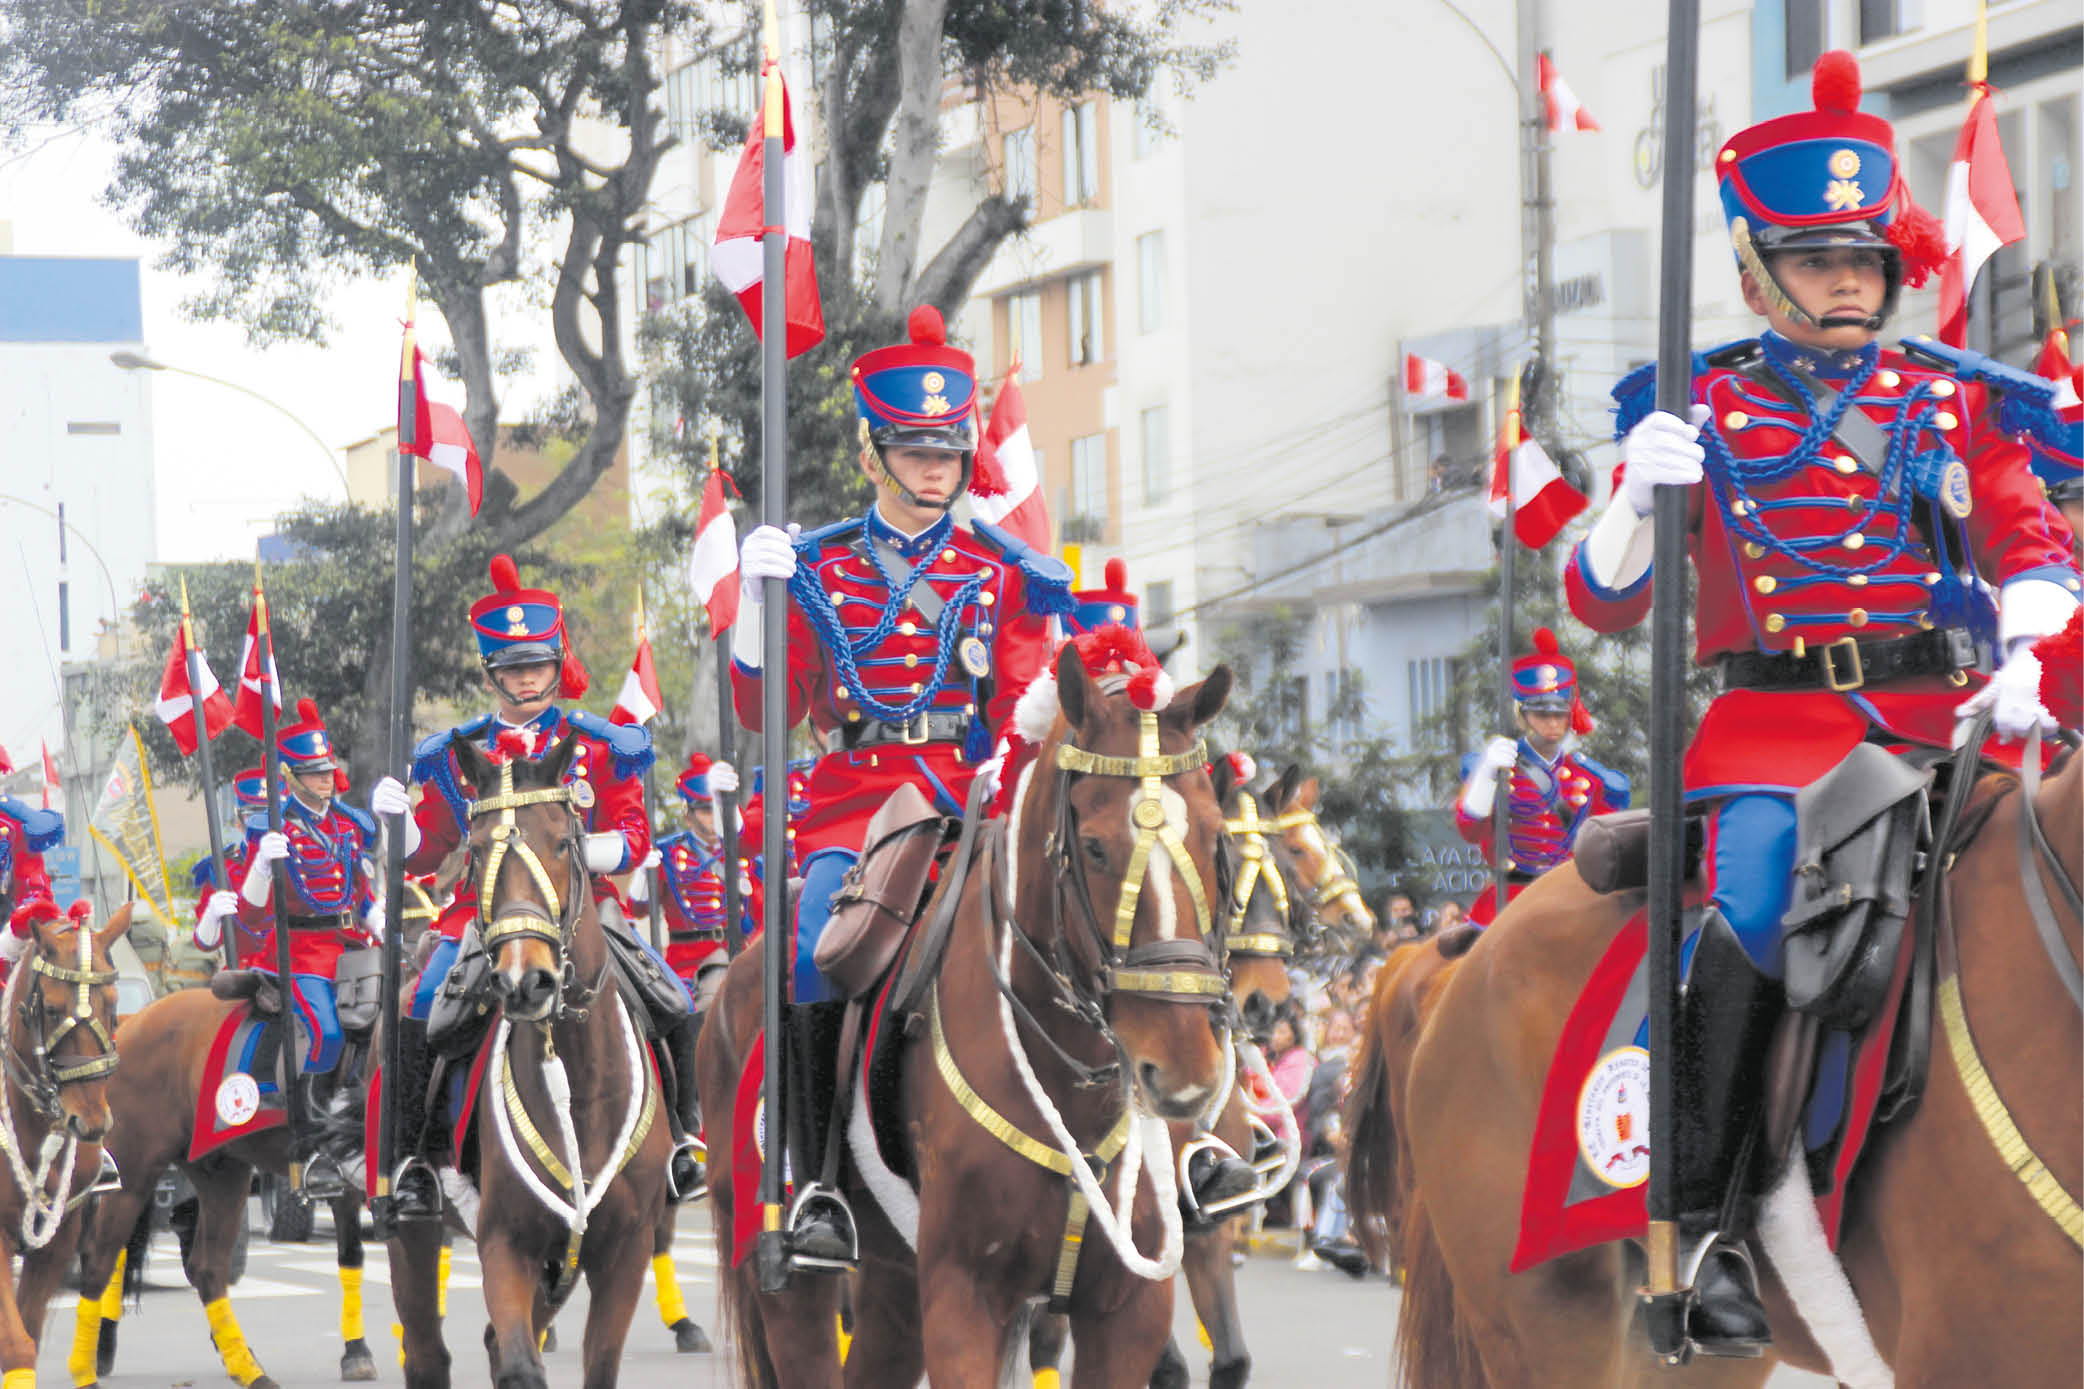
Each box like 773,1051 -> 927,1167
1385,738 -> 2082,1387
386,734 -> 669,1389
0,902 -> 129,1386
1266,775 -> 1377,952
699,642 -> 1238,1387
67,978 -> 378,1389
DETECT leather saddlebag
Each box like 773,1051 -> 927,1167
814,785 -> 949,998
333,947 -> 384,1032
427,929 -> 496,1057
601,914 -> 692,1038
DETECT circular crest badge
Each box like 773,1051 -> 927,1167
1939,460 -> 1973,519
215,1074 -> 261,1128
1576,1046 -> 1651,1189
959,636 -> 991,679
568,778 -> 595,809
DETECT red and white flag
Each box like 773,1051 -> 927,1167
710,69 -> 825,359
1403,352 -> 1470,402
155,623 -> 235,757
427,402 -> 484,515
689,468 -> 741,636
969,369 -> 1051,552
1490,400 -> 1588,548
39,742 -> 63,816
610,632 -> 665,727
1936,87 -> 2024,349
231,585 -> 282,740
1538,52 -> 1600,133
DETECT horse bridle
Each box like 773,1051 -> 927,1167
1220,791 -> 1304,960
7,925 -> 117,1119
1271,805 -> 1371,926
466,759 -> 596,1015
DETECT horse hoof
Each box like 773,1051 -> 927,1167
251,1377 -> 282,1389
341,1338 -> 378,1382
1209,1355 -> 1252,1389
671,1318 -> 712,1353
97,1320 -> 118,1376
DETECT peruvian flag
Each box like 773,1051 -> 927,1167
39,742 -> 63,816
969,369 -> 1051,552
230,585 -> 282,739
427,402 -> 484,515
155,624 -> 235,757
1539,52 -> 1600,133
610,633 -> 664,727
688,468 -> 741,636
1490,404 -> 1588,548
1404,352 -> 1470,402
1936,87 -> 2024,349
710,68 -> 825,359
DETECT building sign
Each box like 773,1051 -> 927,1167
1633,63 -> 1727,190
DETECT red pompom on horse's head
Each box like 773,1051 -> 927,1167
2033,608 -> 2084,730
492,728 -> 536,764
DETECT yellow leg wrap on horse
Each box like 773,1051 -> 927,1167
1197,1318 -> 1212,1352
651,1253 -> 687,1327
99,1251 -> 126,1322
836,1313 -> 851,1365
392,1324 -> 404,1369
66,1292 -> 101,1387
204,1298 -> 266,1387
4,1366 -> 38,1389
436,1245 -> 452,1319
339,1265 -> 366,1343
1032,1369 -> 1061,1389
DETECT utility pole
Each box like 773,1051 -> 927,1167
1516,0 -> 1558,442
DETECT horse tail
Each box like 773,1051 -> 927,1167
1343,971 -> 1403,1271
121,1201 -> 152,1307
996,1300 -> 1037,1387
1394,1192 -> 1488,1389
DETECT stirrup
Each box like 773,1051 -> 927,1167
1246,1114 -> 1286,1178
1179,1134 -> 1262,1220
298,1152 -> 346,1201
783,1182 -> 858,1273
388,1157 -> 444,1221
87,1149 -> 122,1198
666,1135 -> 708,1205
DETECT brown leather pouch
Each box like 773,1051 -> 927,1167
209,968 -> 281,1015
1573,808 -> 1705,895
813,785 -> 949,997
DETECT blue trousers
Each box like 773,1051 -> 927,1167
791,848 -> 857,1005
262,974 -> 343,1074
1706,793 -> 1798,979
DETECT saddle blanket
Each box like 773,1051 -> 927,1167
362,1025 -> 501,1188
1511,905 -> 1913,1272
191,1008 -> 288,1162
726,1030 -> 788,1267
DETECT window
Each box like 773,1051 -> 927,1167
66,421 -> 120,435
1146,579 -> 1175,629
1003,127 -> 1037,206
679,220 -> 707,299
1139,405 -> 1170,506
1009,291 -> 1043,381
666,61 -> 701,145
1067,271 -> 1104,367
1785,0 -> 1826,79
1858,0 -> 1921,45
1061,101 -> 1100,206
1407,656 -> 1453,738
1135,231 -> 1165,334
1070,433 -> 1108,537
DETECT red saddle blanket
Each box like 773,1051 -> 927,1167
362,1026 -> 501,1188
191,1007 -> 288,1162
1511,905 -> 1914,1272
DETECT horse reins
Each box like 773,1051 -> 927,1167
0,924 -> 116,1248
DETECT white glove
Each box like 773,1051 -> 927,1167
361,904 -> 385,939
708,761 -> 739,795
253,832 -> 290,866
640,848 -> 663,871
1955,646 -> 2054,743
583,832 -> 629,874
1479,736 -> 1518,775
1460,738 -> 1519,820
1620,405 -> 1710,517
738,524 -> 799,598
239,838 -> 285,907
194,891 -> 240,951
371,776 -> 411,817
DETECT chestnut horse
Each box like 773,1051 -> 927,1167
0,902 -> 129,1386
1383,742 -> 2082,1386
700,644 -> 1237,1387
387,737 -> 669,1389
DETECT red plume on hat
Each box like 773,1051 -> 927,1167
2033,608 -> 2083,731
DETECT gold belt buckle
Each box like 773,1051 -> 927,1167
900,710 -> 932,745
1820,636 -> 1865,692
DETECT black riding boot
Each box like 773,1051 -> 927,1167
782,1001 -> 856,1272
662,1014 -> 706,1202
295,1069 -> 347,1200
386,1017 -> 444,1223
1182,1136 -> 1261,1225
1676,911 -> 1783,1356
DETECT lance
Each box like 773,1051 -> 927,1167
253,564 -> 308,1185
179,577 -> 236,970
709,427 -> 746,959
373,269 -> 420,1237
1643,0 -> 1702,1358
635,589 -> 667,952
1493,366 -> 1521,914
753,0 -> 793,1295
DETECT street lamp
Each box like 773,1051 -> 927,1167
0,493 -> 124,660
109,350 -> 352,497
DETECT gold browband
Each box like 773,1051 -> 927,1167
1109,969 -> 1227,997
1222,792 -> 1293,941
473,760 -> 574,932
1053,736 -> 1209,781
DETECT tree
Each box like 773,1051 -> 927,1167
647,0 -> 1233,521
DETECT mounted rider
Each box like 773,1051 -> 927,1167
628,751 -> 751,1018
0,743 -> 64,974
1565,51 -> 2081,1355
1454,627 -> 1630,926
193,767 -> 267,962
370,554 -> 702,1218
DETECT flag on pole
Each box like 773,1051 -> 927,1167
1538,52 -> 1600,133
399,315 -> 433,461
427,402 -> 484,515
155,612 -> 235,756
1404,352 -> 1470,401
969,366 -> 1052,552
689,466 -> 741,636
1489,375 -> 1588,547
1935,84 -> 2024,348
232,575 -> 283,740
711,67 -> 825,358
611,595 -> 666,727
39,742 -> 63,816
87,724 -> 175,924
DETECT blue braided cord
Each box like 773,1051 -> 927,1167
1771,609 -> 1928,629
788,531 -> 988,725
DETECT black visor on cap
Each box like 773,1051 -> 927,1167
1754,220 -> 1891,253
483,643 -> 561,671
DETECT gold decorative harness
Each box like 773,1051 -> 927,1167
14,926 -> 118,1103
467,761 -> 585,957
1220,792 -> 1295,958
1271,805 -> 1370,926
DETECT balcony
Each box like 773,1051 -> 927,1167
971,207 -> 1114,300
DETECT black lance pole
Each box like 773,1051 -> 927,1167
636,593 -> 668,953
373,281 -> 420,1237
715,627 -> 745,959
179,579 -> 236,970
256,574 -> 306,1183
753,38 -> 793,1295
1493,368 -> 1522,914
1643,0 -> 1702,1359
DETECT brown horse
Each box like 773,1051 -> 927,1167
700,643 -> 1237,1387
67,976 -> 379,1389
0,902 -> 128,1386
1383,744 -> 2082,1386
1268,776 -> 1377,951
386,736 -> 669,1389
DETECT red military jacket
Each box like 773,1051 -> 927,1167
0,797 -> 59,918
732,510 -> 1069,857
406,706 -> 654,941
235,797 -> 379,976
646,829 -> 752,977
1568,334 -> 2080,796
1455,741 -> 1631,875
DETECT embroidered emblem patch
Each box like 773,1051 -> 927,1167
1940,460 -> 1973,519
959,636 -> 991,678
1577,1046 -> 1651,1189
215,1074 -> 261,1128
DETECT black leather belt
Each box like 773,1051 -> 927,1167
1720,626 -> 1981,693
828,709 -> 969,752
287,913 -> 353,930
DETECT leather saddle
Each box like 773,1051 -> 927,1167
210,969 -> 283,1016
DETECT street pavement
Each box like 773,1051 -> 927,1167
52,1203 -> 1834,1387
